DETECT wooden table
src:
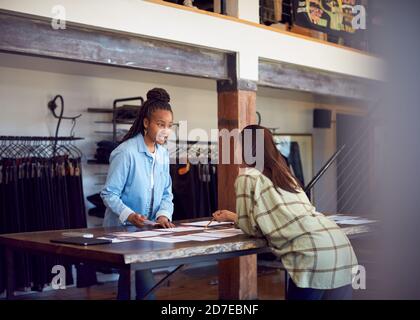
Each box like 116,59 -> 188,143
0,220 -> 374,300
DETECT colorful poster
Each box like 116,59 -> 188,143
293,0 -> 365,37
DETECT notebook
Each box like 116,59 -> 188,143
50,237 -> 112,246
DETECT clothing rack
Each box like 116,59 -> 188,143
0,133 -> 97,294
0,136 -> 84,159
0,136 -> 84,141
87,96 -> 144,145
170,139 -> 219,218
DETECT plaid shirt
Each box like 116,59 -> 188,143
235,168 -> 358,289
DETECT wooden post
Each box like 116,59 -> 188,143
217,55 -> 257,300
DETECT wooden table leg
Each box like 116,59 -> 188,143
218,254 -> 258,300
5,248 -> 15,300
119,266 -> 136,300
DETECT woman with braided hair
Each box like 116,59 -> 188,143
101,88 -> 175,300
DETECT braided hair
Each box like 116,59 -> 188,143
120,88 -> 172,143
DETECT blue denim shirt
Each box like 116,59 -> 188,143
101,134 -> 173,227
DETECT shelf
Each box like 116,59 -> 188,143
87,108 -> 113,113
94,120 -> 135,125
88,97 -> 143,144
94,130 -> 127,134
87,104 -> 141,115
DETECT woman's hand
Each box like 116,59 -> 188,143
127,213 -> 146,228
212,210 -> 238,223
156,216 -> 175,228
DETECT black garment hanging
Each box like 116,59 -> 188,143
170,162 -> 218,221
170,163 -> 198,220
281,143 -> 310,199
169,141 -> 218,220
0,137 -> 97,294
289,141 -> 305,187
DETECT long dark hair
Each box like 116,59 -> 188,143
120,88 -> 172,143
241,124 -> 301,193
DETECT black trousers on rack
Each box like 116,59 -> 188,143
0,157 -> 97,294
170,163 -> 218,221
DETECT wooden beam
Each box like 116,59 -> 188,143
217,88 -> 257,300
217,54 -> 258,92
0,11 -> 228,80
217,89 -> 258,300
259,59 -> 378,101
216,89 -> 256,215
217,53 -> 258,299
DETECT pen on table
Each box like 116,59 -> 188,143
205,218 -> 215,229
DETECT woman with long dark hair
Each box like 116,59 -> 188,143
101,88 -> 174,300
213,125 -> 357,300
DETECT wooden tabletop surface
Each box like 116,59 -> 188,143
0,219 -> 375,266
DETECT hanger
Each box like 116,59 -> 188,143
178,160 -> 190,175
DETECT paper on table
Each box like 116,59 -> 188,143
139,236 -> 190,243
174,235 -> 216,242
155,226 -> 206,233
181,221 -> 234,227
114,231 -> 170,238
